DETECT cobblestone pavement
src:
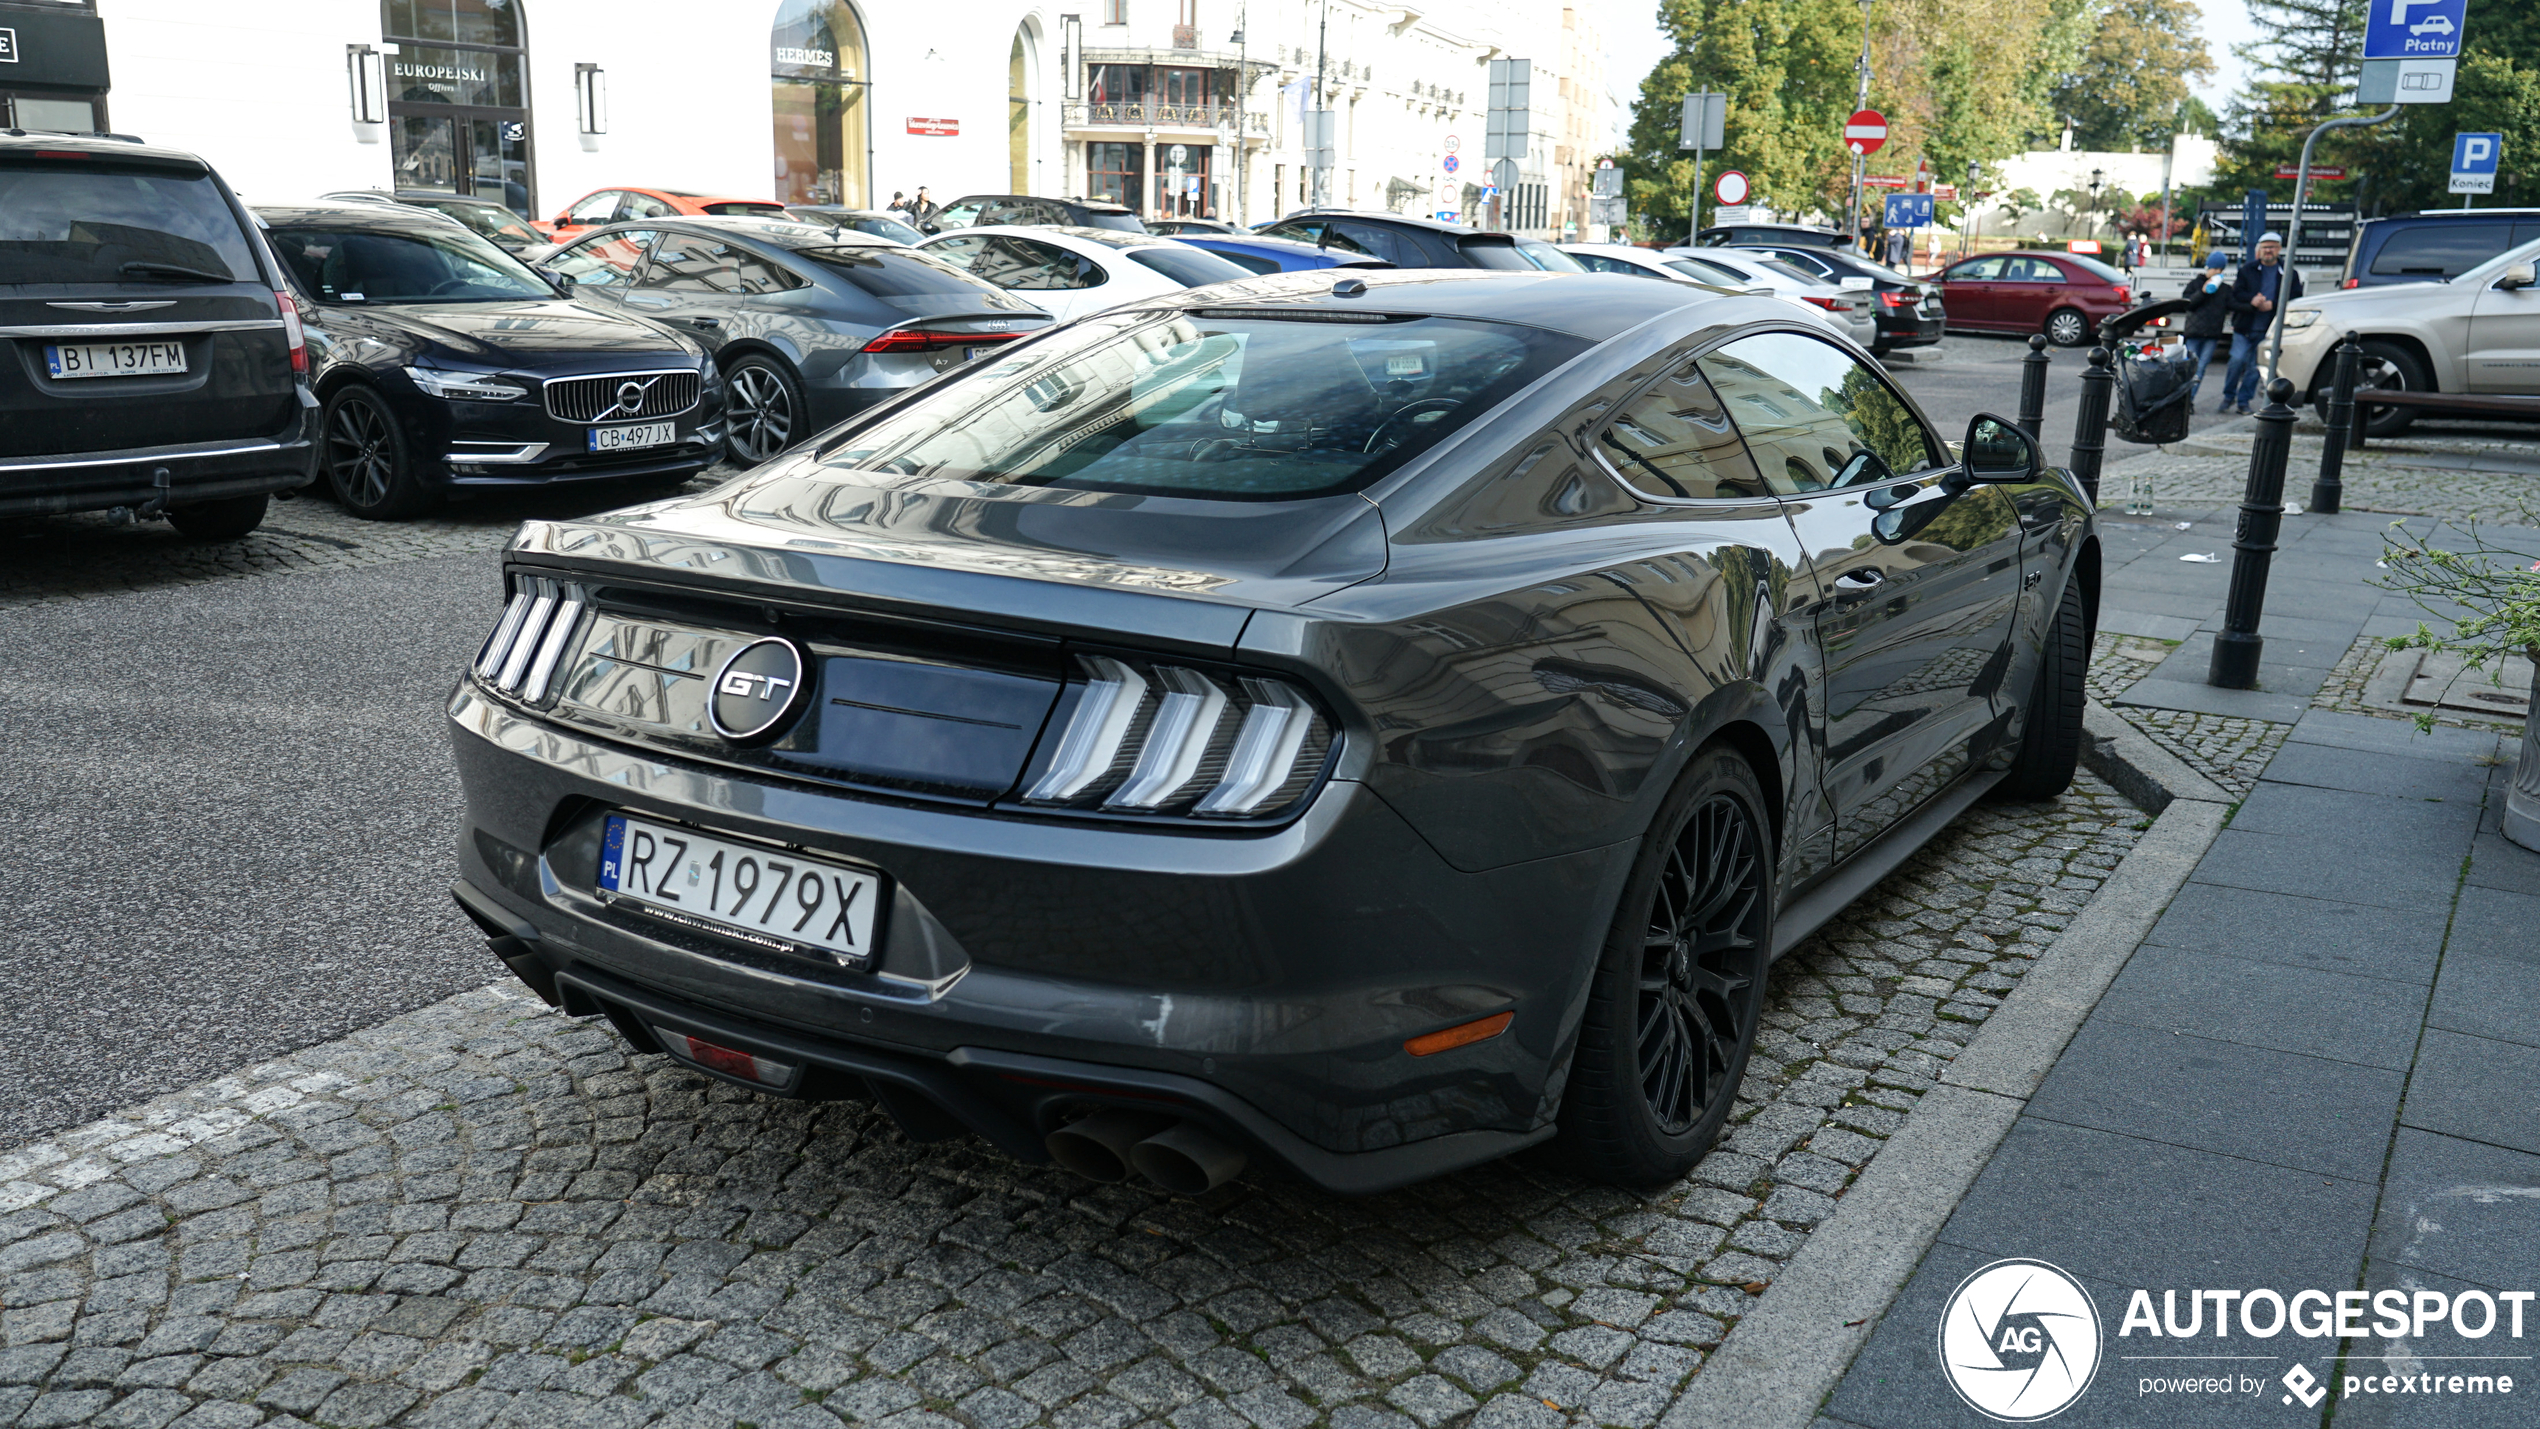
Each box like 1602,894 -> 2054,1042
0,472 -> 725,611
2084,631 -> 2289,797
2103,433 -> 2540,525
0,776 -> 2144,1429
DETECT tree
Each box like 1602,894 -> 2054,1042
2346,53 -> 2540,211
2212,0 -> 2366,194
1621,0 -> 1874,232
2049,0 -> 2216,151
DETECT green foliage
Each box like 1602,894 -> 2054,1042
2379,518 -> 2540,677
2049,0 -> 2218,151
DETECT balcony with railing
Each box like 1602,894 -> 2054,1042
1063,101 -> 1268,135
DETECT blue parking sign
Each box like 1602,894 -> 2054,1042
2451,132 -> 2501,193
2364,0 -> 2462,60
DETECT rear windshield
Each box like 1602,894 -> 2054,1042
820,309 -> 1589,501
0,162 -> 259,286
1081,210 -> 1149,234
788,244 -> 996,296
2370,222 -> 2515,277
1459,238 -> 1534,270
1128,246 -> 1252,287
2060,252 -> 2129,283
703,202 -> 788,217
1514,240 -> 1586,272
425,200 -> 541,247
268,225 -> 551,303
1205,247 -> 1283,276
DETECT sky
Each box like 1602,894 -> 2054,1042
1604,0 -> 2258,150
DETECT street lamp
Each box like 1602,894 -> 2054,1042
2087,167 -> 2104,242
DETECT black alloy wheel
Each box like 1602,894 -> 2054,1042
1561,746 -> 1773,1183
322,385 -> 433,519
2044,308 -> 2091,347
724,355 -> 805,468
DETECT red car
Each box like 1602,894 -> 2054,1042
536,187 -> 790,243
1933,251 -> 2134,346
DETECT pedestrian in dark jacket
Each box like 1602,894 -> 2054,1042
2179,250 -> 2231,397
2218,232 -> 2302,413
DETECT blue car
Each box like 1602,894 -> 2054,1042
1172,233 -> 1389,274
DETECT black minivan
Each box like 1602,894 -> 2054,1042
2340,209 -> 2540,288
0,133 -> 315,539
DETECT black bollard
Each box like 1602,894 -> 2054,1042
2309,332 -> 2362,515
2067,344 -> 2116,506
2209,377 -> 2298,690
2018,334 -> 2050,438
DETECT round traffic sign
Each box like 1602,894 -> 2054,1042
1442,154 -> 1459,174
1169,143 -> 1188,164
1714,169 -> 1750,205
1444,134 -> 1461,153
1845,108 -> 1888,156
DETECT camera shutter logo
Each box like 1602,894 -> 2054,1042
1938,1259 -> 2102,1421
708,638 -> 809,742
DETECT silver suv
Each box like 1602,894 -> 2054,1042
2277,233 -> 2540,437
0,133 -> 317,538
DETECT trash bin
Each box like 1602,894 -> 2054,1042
2102,297 -> 2197,446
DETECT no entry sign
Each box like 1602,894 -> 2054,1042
1714,170 -> 1750,205
1845,109 -> 1887,156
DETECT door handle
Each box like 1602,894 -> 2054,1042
1833,568 -> 1886,603
683,316 -> 720,327
1838,568 -> 1886,586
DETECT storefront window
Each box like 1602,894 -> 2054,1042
382,0 -> 531,217
1155,142 -> 1208,218
1160,68 -> 1209,109
772,0 -> 871,209
1086,142 -> 1145,211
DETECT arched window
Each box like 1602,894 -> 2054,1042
772,0 -> 871,209
381,0 -> 534,217
1008,29 -> 1032,195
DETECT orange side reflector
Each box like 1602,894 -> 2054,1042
1406,1011 -> 1514,1057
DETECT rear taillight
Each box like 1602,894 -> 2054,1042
1801,295 -> 1845,311
1878,290 -> 1912,308
862,328 -> 1025,354
2113,286 -> 2132,304
1022,654 -> 1334,819
475,576 -> 586,703
276,289 -> 307,375
2342,277 -> 2361,289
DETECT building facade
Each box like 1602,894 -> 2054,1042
4,0 -> 1608,236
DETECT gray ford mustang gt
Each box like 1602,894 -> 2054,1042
447,267 -> 2096,1195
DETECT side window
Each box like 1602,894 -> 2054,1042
1773,249 -> 1835,278
622,192 -> 678,220
2003,256 -> 2066,283
1949,256 -> 2006,280
548,229 -> 655,289
1333,222 -> 1421,266
1594,361 -> 1772,500
966,235 -> 1076,289
933,200 -> 987,230
1697,330 -> 1940,493
975,200 -> 1023,225
1006,237 -> 1104,289
926,235 -> 990,272
564,191 -> 621,224
1262,221 -> 1323,245
634,233 -> 728,292
1213,249 -> 1281,275
730,250 -> 801,294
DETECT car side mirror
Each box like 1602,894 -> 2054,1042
547,269 -> 576,294
1961,413 -> 2040,484
2500,262 -> 2537,291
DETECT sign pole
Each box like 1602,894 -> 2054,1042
1690,144 -> 1707,246
2265,106 -> 2398,386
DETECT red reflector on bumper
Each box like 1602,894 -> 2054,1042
652,1025 -> 796,1087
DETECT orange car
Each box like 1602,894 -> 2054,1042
537,187 -> 789,243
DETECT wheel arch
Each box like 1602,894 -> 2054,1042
1700,718 -> 1786,864
714,337 -> 807,377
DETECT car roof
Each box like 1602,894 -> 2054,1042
253,202 -> 467,231
1103,266 -> 1731,342
0,130 -> 211,173
1180,234 -> 1330,255
947,194 -> 1138,215
945,224 -> 1169,250
590,215 -> 904,251
2369,208 -> 2540,223
1270,209 -> 1479,237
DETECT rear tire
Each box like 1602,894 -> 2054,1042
323,385 -> 436,520
2044,308 -> 2090,347
164,493 -> 269,541
1558,744 -> 1773,1186
1993,575 -> 2088,802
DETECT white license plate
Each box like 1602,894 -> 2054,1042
587,421 -> 675,452
966,346 -> 996,361
45,340 -> 188,380
598,813 -> 880,967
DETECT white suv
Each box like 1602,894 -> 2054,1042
2276,234 -> 2540,435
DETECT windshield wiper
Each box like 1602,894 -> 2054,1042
120,261 -> 239,284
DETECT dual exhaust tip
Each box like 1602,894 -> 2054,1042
1044,1110 -> 1247,1195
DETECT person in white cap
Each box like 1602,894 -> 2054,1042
2220,230 -> 2302,414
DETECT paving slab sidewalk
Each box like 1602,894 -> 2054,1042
1800,453 -> 2540,1425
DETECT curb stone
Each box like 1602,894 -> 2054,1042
1657,733 -> 2231,1429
